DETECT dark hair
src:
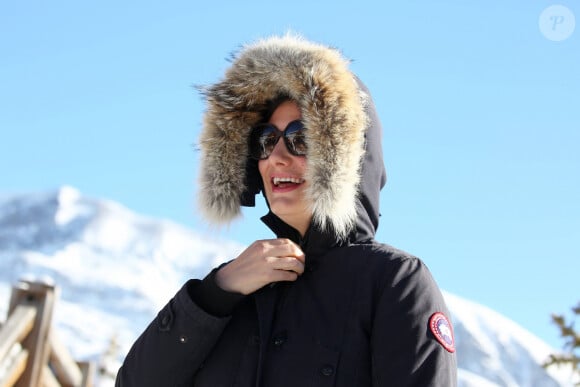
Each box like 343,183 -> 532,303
261,93 -> 293,122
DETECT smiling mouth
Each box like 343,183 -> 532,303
272,177 -> 305,187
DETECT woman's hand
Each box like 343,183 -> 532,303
215,238 -> 305,295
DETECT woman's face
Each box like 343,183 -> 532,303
258,100 -> 312,236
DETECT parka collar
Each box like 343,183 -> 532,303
261,211 -> 341,258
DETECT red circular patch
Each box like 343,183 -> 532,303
429,312 -> 455,353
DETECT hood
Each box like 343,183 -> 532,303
197,34 -> 386,240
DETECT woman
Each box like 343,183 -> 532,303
116,35 -> 457,386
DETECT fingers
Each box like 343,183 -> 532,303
259,238 -> 305,264
268,269 -> 299,284
215,238 -> 306,295
266,256 -> 305,275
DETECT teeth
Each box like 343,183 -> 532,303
273,177 -> 304,186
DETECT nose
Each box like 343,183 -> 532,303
268,135 -> 292,163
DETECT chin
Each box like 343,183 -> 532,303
271,205 -> 311,226
269,200 -> 301,215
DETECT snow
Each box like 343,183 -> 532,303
0,186 -> 577,386
444,292 -> 576,386
458,368 -> 502,387
54,186 -> 87,226
0,187 -> 244,386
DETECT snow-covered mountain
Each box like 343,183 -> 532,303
0,187 -> 575,386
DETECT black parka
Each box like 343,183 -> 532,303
116,215 -> 457,386
116,35 -> 457,386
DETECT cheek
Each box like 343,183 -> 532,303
258,160 -> 268,184
297,158 -> 308,176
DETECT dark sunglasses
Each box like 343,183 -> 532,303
248,120 -> 307,160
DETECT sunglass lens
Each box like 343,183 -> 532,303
250,125 -> 278,159
285,121 -> 307,156
261,129 -> 279,155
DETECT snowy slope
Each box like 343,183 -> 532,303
445,293 -> 575,386
0,187 -> 575,386
0,186 -> 245,385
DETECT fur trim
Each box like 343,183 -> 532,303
198,34 -> 368,239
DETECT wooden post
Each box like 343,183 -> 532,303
77,361 -> 94,387
49,332 -> 82,387
0,305 -> 36,387
0,346 -> 29,387
0,305 -> 36,366
41,365 -> 61,387
8,280 -> 57,387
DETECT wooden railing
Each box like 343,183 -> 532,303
0,280 -> 93,387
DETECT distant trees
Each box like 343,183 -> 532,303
544,302 -> 580,385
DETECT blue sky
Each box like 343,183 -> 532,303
1,1 -> 578,349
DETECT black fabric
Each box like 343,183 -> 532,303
188,268 -> 245,317
116,232 -> 457,387
354,78 -> 387,238
240,157 -> 262,207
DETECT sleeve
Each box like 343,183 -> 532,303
371,257 -> 457,387
115,269 -> 245,387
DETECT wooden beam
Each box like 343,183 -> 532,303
8,280 -> 58,387
0,348 -> 28,387
0,305 -> 36,364
49,332 -> 82,387
77,361 -> 94,387
41,365 -> 61,387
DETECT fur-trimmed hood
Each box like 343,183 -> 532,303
197,35 -> 386,240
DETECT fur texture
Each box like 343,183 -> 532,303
198,35 -> 368,239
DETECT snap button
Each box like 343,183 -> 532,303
272,331 -> 287,347
320,365 -> 334,377
179,335 -> 188,344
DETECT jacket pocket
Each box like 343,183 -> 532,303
263,332 -> 340,387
